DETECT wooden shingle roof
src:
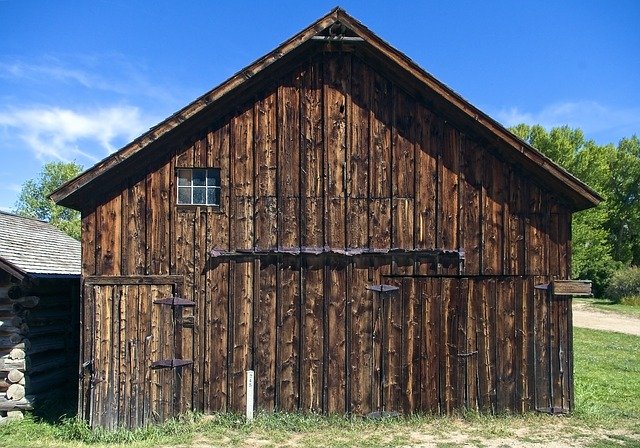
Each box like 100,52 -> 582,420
0,212 -> 80,279
51,7 -> 601,211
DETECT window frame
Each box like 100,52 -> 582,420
175,167 -> 221,207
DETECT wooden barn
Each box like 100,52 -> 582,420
0,212 -> 80,423
52,8 -> 600,429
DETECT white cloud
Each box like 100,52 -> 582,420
3,184 -> 22,193
494,101 -> 640,143
0,105 -> 151,162
0,57 -> 178,104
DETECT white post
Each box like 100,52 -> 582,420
246,370 -> 255,421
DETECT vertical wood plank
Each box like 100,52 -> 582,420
81,211 -> 97,276
255,91 -> 278,251
301,58 -> 324,199
80,283 -> 94,421
348,57 -> 370,199
440,278 -> 459,413
392,90 -> 415,199
533,275 -> 550,411
232,105 -> 255,198
386,278 -> 403,412
527,185 -> 548,276
206,262 -> 229,411
123,180 -> 146,275
327,265 -> 347,413
508,170 -> 526,275
496,278 -> 516,412
324,53 -> 349,252
369,72 -> 391,199
301,266 -> 323,412
255,92 -> 278,198
421,278 -> 440,412
349,264 -> 372,415
301,58 -> 324,249
414,106 -> 437,255
96,196 -> 122,276
476,279 -> 496,412
438,124 -> 460,250
465,279 -> 479,410
230,261 -> 253,412
401,278 -> 420,413
515,277 -> 533,412
254,261 -> 277,411
482,153 -> 505,274
146,161 -> 171,275
455,279 -> 468,410
460,139 -> 483,274
392,197 -> 414,274
278,265 -> 300,411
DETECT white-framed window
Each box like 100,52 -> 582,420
176,168 -> 221,206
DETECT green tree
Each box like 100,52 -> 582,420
14,161 -> 83,240
510,124 -> 620,295
606,136 -> 640,265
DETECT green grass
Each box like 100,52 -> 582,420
573,327 -> 640,424
1,328 -> 639,447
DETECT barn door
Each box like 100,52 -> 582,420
82,276 -> 188,429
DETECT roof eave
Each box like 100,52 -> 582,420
0,258 -> 27,281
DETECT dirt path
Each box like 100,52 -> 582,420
572,301 -> 640,336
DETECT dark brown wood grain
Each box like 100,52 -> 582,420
76,52 -> 578,427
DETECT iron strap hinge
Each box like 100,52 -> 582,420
366,284 -> 400,293
153,297 -> 196,307
151,358 -> 194,369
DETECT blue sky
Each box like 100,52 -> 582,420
1,1 -> 638,211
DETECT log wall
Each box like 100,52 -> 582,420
79,51 -> 574,427
0,273 -> 79,423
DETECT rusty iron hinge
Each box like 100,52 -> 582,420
153,297 -> 196,307
151,358 -> 194,369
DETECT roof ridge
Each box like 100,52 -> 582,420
0,210 -> 48,224
50,8 -> 601,211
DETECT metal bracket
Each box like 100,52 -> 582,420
153,297 -> 196,307
366,284 -> 399,293
151,358 -> 194,369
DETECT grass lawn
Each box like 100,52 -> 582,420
2,327 -> 638,448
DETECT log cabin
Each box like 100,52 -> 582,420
51,8 -> 601,429
0,211 -> 80,423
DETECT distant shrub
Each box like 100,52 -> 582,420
605,266 -> 640,304
620,295 -> 640,307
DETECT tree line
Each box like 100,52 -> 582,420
510,124 -> 639,294
13,125 -> 640,296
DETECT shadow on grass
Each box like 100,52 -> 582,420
31,382 -> 78,424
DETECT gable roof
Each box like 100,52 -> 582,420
0,212 -> 81,279
51,7 -> 601,211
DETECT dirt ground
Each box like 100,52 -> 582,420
572,301 -> 640,336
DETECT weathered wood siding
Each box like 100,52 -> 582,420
80,51 -> 573,427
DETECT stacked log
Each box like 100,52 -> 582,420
0,278 -> 77,424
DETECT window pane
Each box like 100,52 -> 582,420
207,187 -> 220,205
177,169 -> 191,186
207,169 -> 220,187
192,169 -> 206,186
193,187 -> 206,204
178,187 -> 191,204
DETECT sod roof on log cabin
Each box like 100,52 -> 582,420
0,211 -> 81,279
51,7 -> 601,212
